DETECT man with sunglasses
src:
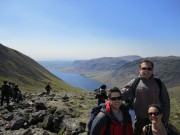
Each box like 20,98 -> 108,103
90,87 -> 133,135
121,59 -> 170,135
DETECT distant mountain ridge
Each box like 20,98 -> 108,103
0,43 -> 83,93
62,55 -> 180,89
107,56 -> 180,88
62,55 -> 141,74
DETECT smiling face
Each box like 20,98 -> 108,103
109,92 -> 122,112
148,106 -> 162,124
139,62 -> 153,79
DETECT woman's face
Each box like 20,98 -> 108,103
148,107 -> 162,124
139,62 -> 153,79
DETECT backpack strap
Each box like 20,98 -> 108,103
132,78 -> 141,97
100,108 -> 111,135
122,106 -> 131,135
105,114 -> 111,135
154,78 -> 162,100
145,124 -> 152,135
88,103 -> 106,132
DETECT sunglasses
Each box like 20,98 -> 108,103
148,112 -> 159,116
110,96 -> 122,101
141,67 -> 153,71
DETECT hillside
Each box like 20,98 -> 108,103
61,55 -> 141,80
0,44 -> 180,134
0,43 -> 84,93
106,56 -> 180,88
61,56 -> 180,89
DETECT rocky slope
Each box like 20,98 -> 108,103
0,91 -> 96,135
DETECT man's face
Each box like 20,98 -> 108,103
139,62 -> 153,79
110,92 -> 122,111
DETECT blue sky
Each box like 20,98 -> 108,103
0,0 -> 180,61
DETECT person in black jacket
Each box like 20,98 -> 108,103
45,82 -> 52,95
1,81 -> 10,106
95,84 -> 108,105
13,84 -> 22,103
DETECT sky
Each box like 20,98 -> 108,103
0,0 -> 180,61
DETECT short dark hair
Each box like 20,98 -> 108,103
139,59 -> 154,69
108,87 -> 121,98
3,81 -> 8,84
100,84 -> 106,89
148,104 -> 163,114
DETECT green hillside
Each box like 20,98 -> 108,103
0,43 -> 85,94
168,86 -> 180,133
1,43 -> 179,133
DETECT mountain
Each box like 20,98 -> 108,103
104,56 -> 180,88
61,55 -> 141,77
0,43 -> 84,93
62,56 -> 180,89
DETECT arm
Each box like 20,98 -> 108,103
160,82 -> 170,123
121,79 -> 136,100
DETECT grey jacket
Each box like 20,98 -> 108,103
121,76 -> 170,123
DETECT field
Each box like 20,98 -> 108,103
168,86 -> 180,133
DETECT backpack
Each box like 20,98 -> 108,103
145,123 -> 178,135
87,103 -> 110,135
125,78 -> 162,116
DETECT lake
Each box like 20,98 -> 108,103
48,69 -> 104,91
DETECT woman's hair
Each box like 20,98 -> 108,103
108,87 -> 121,98
148,104 -> 163,114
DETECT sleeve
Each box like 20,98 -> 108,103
90,112 -> 106,135
121,79 -> 136,100
95,94 -> 100,99
101,93 -> 108,99
160,82 -> 170,123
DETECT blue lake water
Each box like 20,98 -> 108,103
49,69 -> 104,91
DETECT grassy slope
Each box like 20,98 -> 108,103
0,43 -> 85,94
168,86 -> 180,132
0,75 -> 86,94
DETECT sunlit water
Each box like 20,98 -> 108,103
49,69 -> 104,91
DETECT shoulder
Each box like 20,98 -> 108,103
130,78 -> 139,84
164,123 -> 178,135
92,110 -> 108,126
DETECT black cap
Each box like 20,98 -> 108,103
3,81 -> 8,84
100,84 -> 106,89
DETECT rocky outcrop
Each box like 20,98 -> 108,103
0,92 -> 87,135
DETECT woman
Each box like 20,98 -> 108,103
142,104 -> 174,135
